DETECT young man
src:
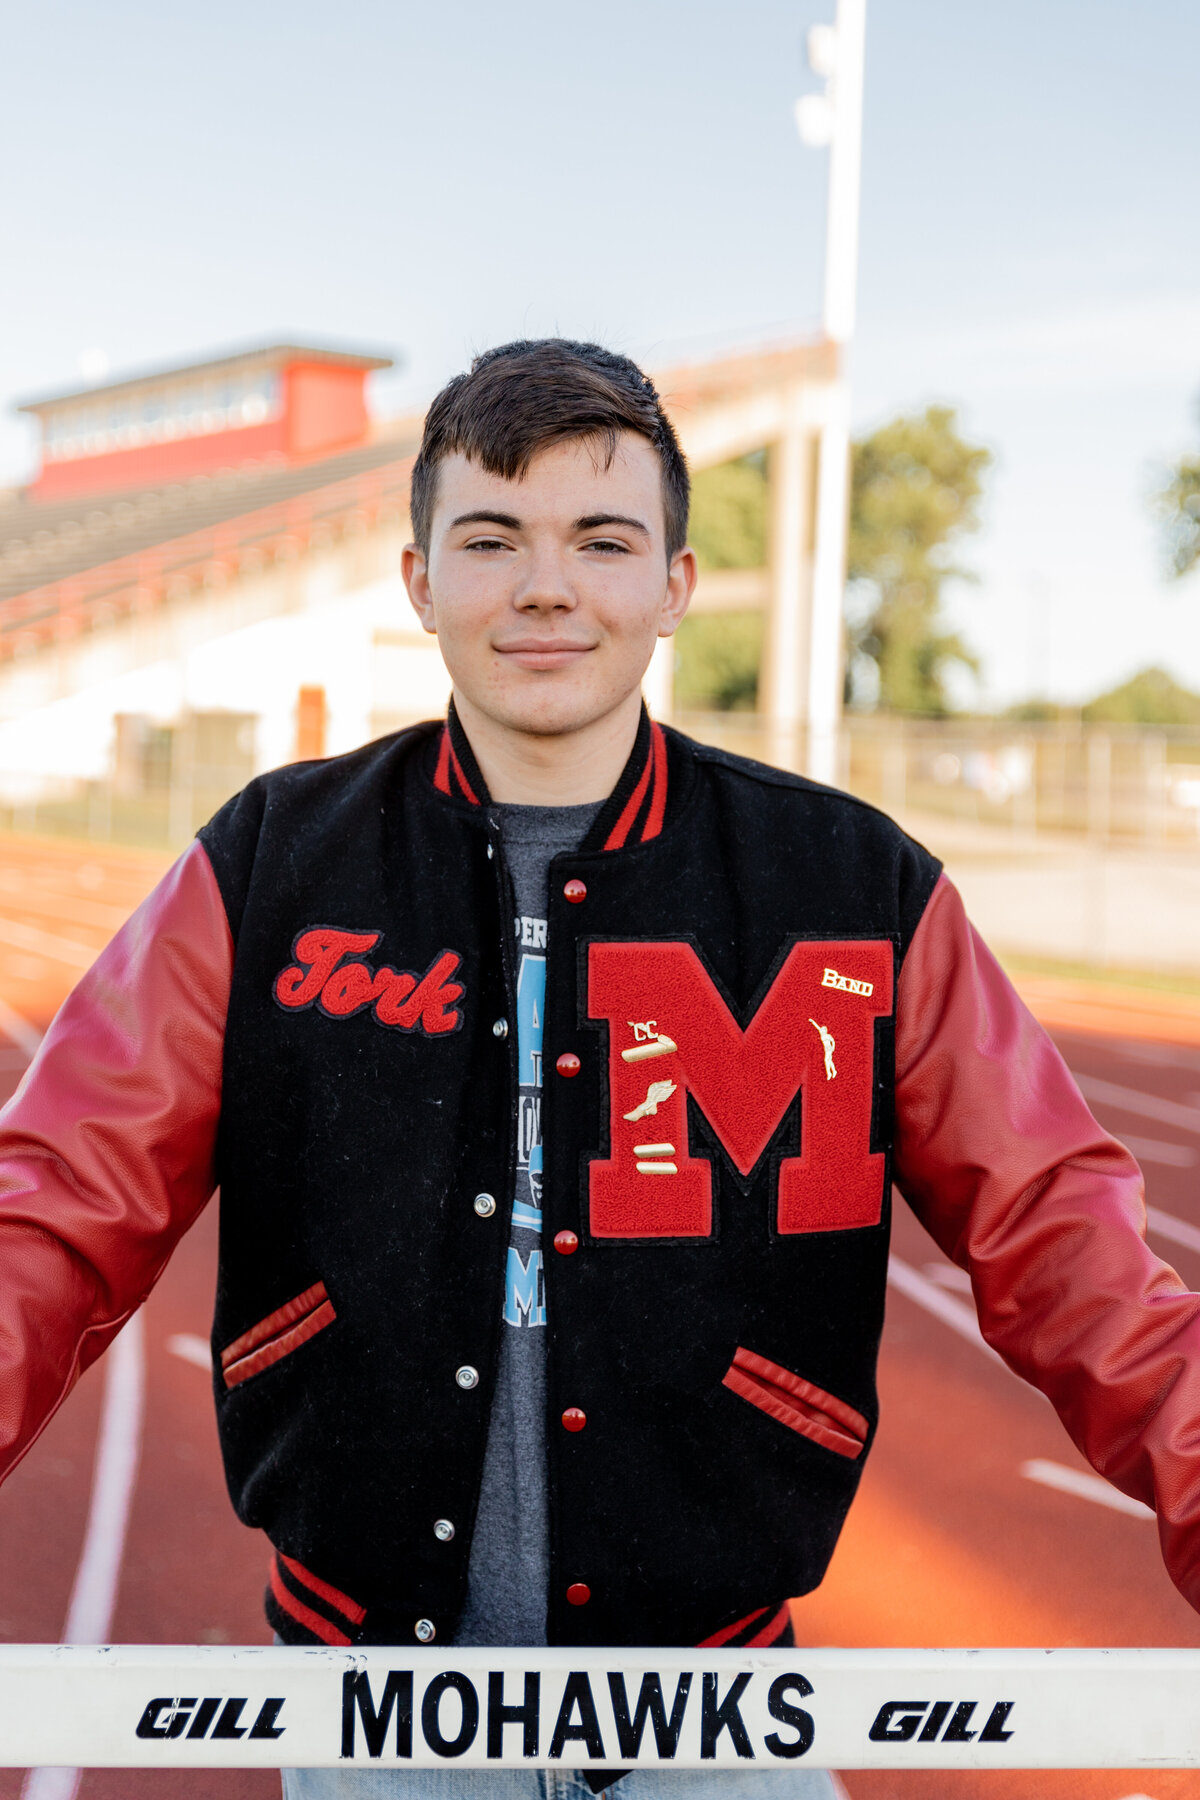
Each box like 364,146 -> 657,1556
2,340 -> 1200,1800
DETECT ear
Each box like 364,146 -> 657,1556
658,545 -> 698,637
402,543 -> 437,635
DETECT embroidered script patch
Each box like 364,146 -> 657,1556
273,928 -> 464,1036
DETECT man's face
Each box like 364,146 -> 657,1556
402,432 -> 695,738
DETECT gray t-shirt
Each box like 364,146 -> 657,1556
452,799 -> 601,1647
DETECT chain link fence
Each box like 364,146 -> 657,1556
676,714 -> 1200,847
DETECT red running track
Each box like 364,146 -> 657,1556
1,837 -> 1200,1799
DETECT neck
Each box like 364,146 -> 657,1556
451,689 -> 644,805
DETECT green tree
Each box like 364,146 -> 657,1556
675,455 -> 768,710
673,612 -> 763,712
848,406 -> 991,715
1082,666 -> 1200,726
676,415 -> 991,716
1160,450 -> 1200,578
687,455 -> 768,570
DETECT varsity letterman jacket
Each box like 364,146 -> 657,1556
2,709 -> 1200,1656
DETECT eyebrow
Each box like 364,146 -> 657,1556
573,513 -> 651,538
449,509 -> 652,539
449,510 -> 523,531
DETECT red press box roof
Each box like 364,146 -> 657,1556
15,340 -> 399,502
16,341 -> 394,415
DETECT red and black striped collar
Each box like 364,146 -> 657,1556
432,701 -> 485,804
432,700 -> 671,852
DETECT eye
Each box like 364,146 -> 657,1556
464,536 -> 512,552
583,538 -> 630,555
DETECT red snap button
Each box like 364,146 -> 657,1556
566,1582 -> 591,1607
561,1407 -> 587,1432
563,879 -> 587,904
554,1230 -> 579,1256
556,1052 -> 581,1079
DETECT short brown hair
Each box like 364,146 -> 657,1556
409,339 -> 689,559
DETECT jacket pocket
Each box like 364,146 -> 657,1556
721,1345 -> 867,1460
220,1281 -> 336,1389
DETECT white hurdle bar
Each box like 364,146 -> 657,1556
0,1646 -> 1198,1770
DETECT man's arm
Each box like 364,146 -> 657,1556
894,872 -> 1200,1611
0,840 -> 230,1481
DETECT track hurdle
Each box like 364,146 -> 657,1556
1,1645 -> 1199,1770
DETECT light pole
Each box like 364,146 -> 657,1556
795,0 -> 866,784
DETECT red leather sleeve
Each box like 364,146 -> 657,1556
0,838 -> 230,1480
894,872 -> 1200,1611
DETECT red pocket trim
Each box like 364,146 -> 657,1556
269,1558 -> 351,1646
221,1282 -> 336,1388
279,1552 -> 366,1626
722,1346 -> 867,1460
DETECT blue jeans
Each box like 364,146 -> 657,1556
282,1770 -> 839,1797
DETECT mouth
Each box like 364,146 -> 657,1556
493,640 -> 597,672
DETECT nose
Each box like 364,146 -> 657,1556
513,542 -> 577,614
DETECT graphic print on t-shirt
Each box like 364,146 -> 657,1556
505,914 -> 546,1328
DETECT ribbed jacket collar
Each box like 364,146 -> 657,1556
432,699 -> 671,853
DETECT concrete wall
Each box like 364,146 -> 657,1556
0,522 -> 450,801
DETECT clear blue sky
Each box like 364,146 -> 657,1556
3,0 -> 1198,706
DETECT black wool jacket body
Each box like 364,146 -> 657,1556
198,708 -> 939,1650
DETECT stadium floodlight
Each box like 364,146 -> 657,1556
807,21 -> 839,76
794,24 -> 839,145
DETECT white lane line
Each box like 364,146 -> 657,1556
886,1255 -> 1007,1368
1073,1071 -> 1200,1136
166,1332 -> 212,1372
21,1312 -> 146,1800
61,1316 -> 145,1643
1020,1458 -> 1154,1521
0,995 -> 44,1062
0,918 -> 98,971
1146,1204 -> 1200,1258
1121,1133 -> 1198,1169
